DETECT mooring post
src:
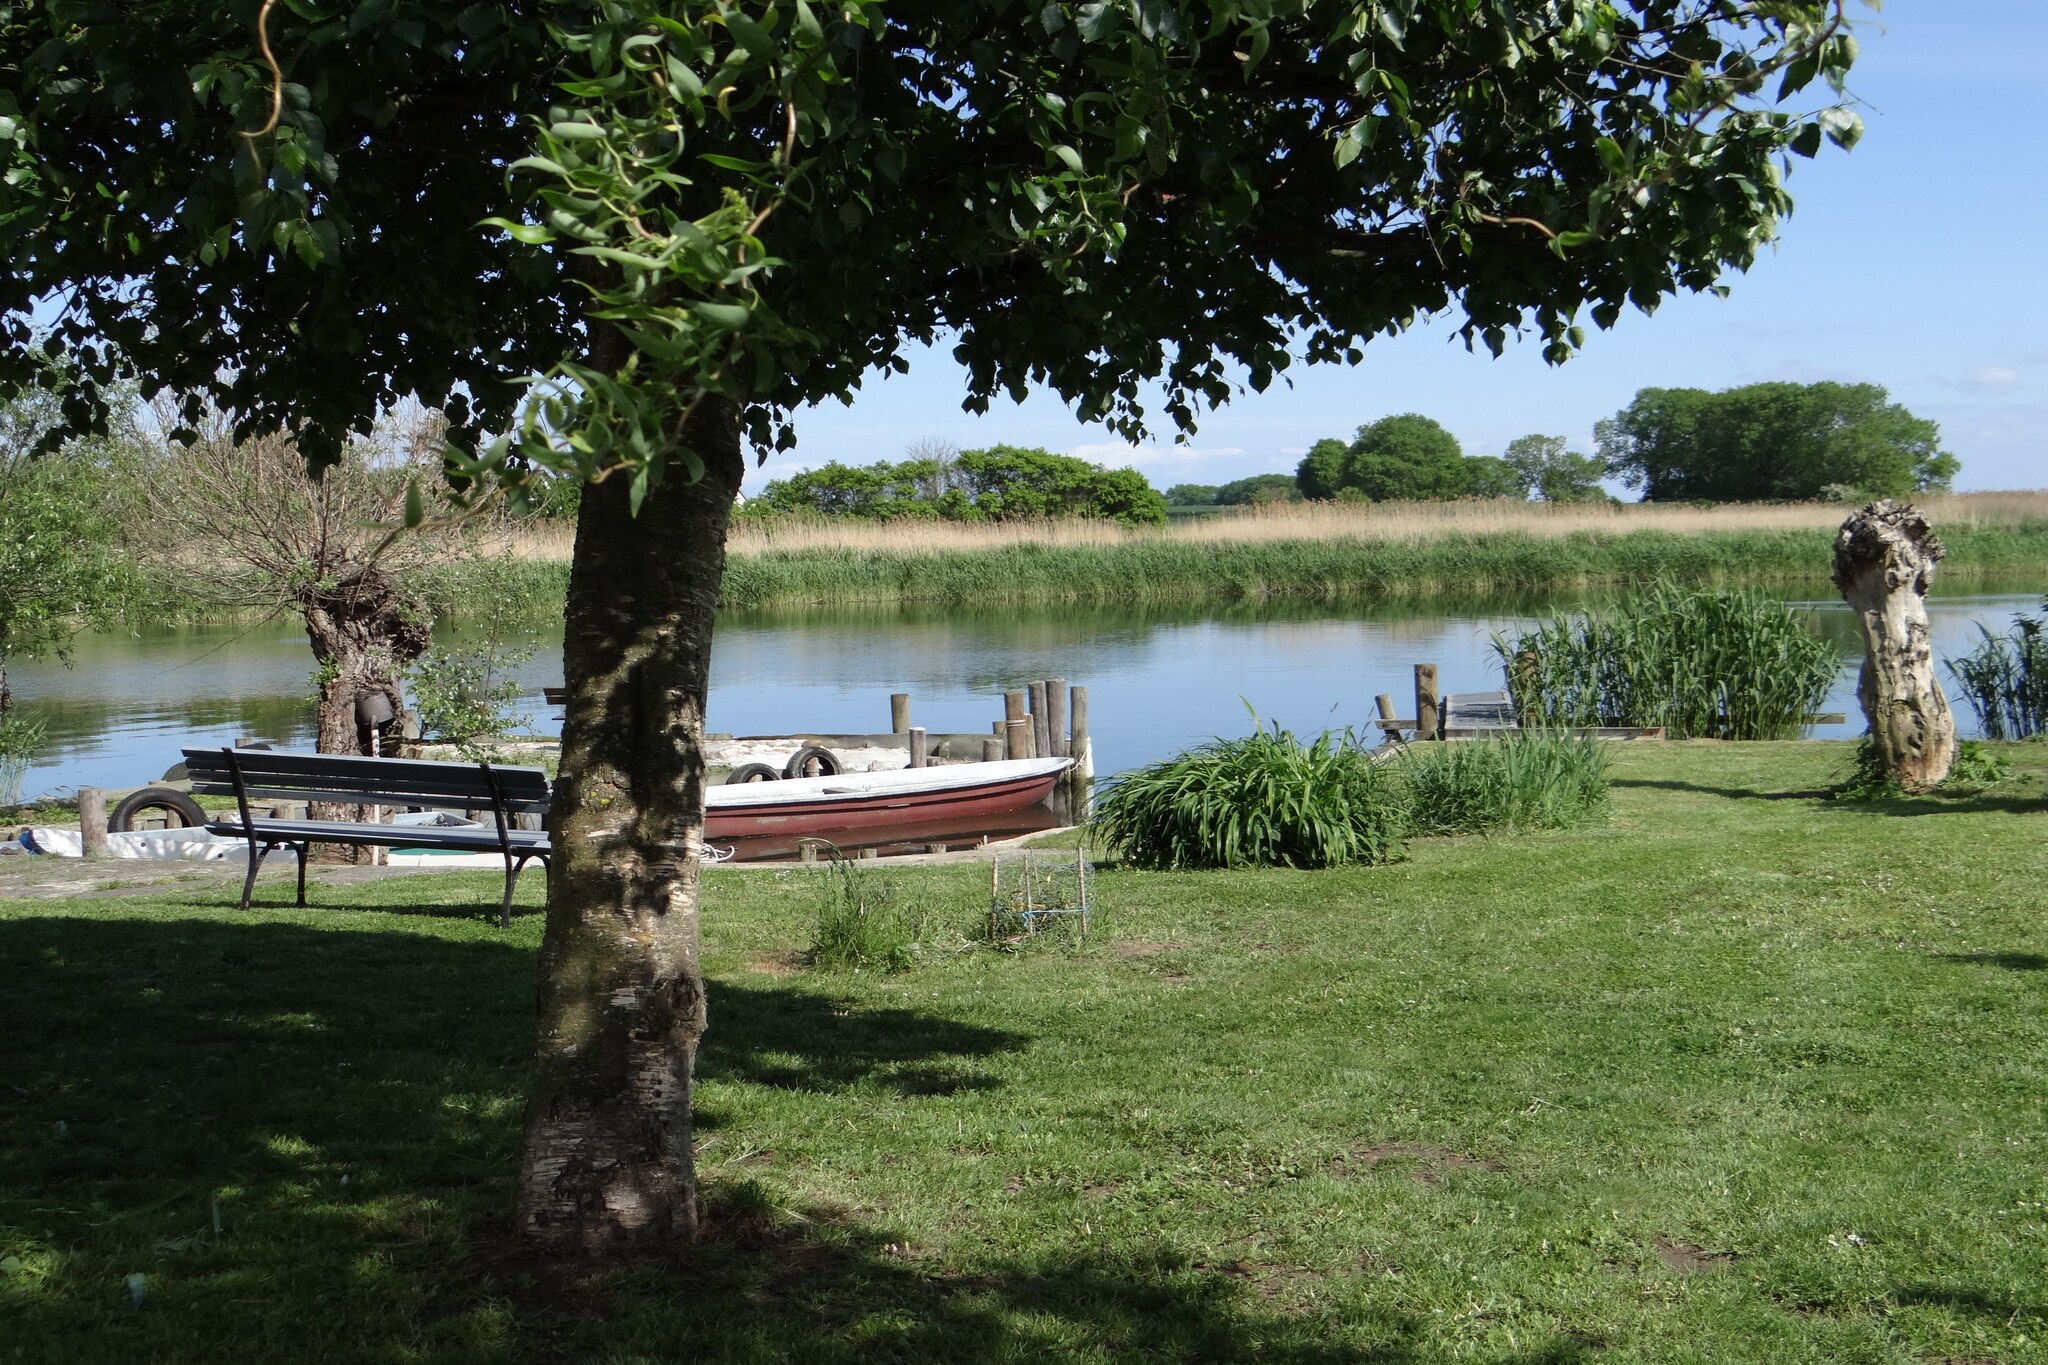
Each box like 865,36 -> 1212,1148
1375,692 -> 1402,743
1004,689 -> 1028,753
78,787 -> 107,859
908,726 -> 928,769
1045,677 -> 1069,757
1068,685 -> 1093,810
798,842 -> 818,864
890,692 -> 911,735
1005,718 -> 1031,761
1027,680 -> 1050,759
982,736 -> 1004,763
1415,663 -> 1440,741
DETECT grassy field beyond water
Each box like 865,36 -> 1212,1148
4,741 -> 2047,1362
473,493 -> 2048,613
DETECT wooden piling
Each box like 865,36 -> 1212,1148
982,737 -> 1003,763
1414,663 -> 1440,741
1004,689 -> 1028,750
1005,718 -> 1031,761
798,842 -> 818,864
890,692 -> 911,734
908,726 -> 928,769
78,787 -> 108,858
1044,677 -> 1068,757
1375,692 -> 1401,742
1067,685 -> 1093,813
1027,681 -> 1050,760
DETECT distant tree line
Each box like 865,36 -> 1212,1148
1165,474 -> 1303,507
1292,381 -> 1955,505
756,444 -> 1169,526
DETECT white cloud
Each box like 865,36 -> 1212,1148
1965,365 -> 2019,392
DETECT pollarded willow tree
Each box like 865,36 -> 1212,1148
2,0 -> 1868,1252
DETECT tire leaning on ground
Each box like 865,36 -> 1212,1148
724,763 -> 782,785
108,787 -> 209,832
782,746 -> 841,780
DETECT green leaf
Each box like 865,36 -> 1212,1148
689,300 -> 753,329
1787,122 -> 1824,159
402,478 -> 424,529
1050,144 -> 1084,174
478,216 -> 555,244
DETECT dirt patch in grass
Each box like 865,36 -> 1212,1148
745,950 -> 805,977
1654,1236 -> 1734,1273
1114,941 -> 1181,957
1333,1142 -> 1501,1185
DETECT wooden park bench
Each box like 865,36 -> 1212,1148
182,747 -> 551,927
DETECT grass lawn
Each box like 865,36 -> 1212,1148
3,741 -> 2046,1363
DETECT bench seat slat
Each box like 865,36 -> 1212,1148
180,747 -> 550,812
207,818 -> 549,853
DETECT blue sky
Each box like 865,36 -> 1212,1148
747,2 -> 2047,497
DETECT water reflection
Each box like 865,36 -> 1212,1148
9,582 -> 2043,799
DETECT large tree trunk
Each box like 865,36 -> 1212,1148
1832,500 -> 1956,790
516,397 -> 741,1254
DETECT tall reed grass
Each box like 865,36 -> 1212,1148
1399,732 -> 1610,836
1090,720 -> 1406,870
1495,585 -> 1838,740
1947,599 -> 2048,739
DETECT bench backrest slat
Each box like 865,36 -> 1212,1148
182,748 -> 550,814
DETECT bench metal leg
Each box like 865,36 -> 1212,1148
295,843 -> 309,907
500,853 -> 548,929
239,843 -> 270,911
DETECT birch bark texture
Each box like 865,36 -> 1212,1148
516,398 -> 741,1253
1831,501 -> 1956,789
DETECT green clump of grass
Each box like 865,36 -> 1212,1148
1496,582 -> 1838,740
1835,734 -> 2013,801
807,856 -> 958,971
1090,719 -> 1406,870
1399,730 -> 1610,836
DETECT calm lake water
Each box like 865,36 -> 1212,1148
8,583 -> 2041,800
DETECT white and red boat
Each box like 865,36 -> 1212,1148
703,756 -> 1072,839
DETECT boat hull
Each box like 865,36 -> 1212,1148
703,761 -> 1070,839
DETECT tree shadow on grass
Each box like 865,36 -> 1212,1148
1609,778 -> 1829,802
471,1183 -> 1604,1365
1933,951 -> 2048,972
0,915 -> 1044,1363
698,979 -> 1023,1097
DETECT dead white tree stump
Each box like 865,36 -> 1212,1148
1831,501 -> 1956,789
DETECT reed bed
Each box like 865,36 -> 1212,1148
499,490 -> 2048,561
1495,585 -> 1839,740
1399,732 -> 1611,836
466,493 -> 2048,614
1947,600 -> 2048,739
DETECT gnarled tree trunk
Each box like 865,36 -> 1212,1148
516,397 -> 740,1253
302,570 -> 431,856
1832,500 -> 1956,789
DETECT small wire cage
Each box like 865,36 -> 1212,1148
988,846 -> 1090,940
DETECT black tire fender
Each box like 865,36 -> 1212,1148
783,746 -> 841,780
724,763 -> 782,785
109,787 -> 209,832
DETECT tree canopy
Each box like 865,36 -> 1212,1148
1215,473 -> 1302,506
5,1 -> 1868,488
1597,382 -> 1957,502
1502,434 -> 1610,502
759,446 -> 1167,524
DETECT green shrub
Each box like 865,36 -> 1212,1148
1090,720 -> 1407,870
1947,601 -> 2048,740
1496,584 -> 1838,740
1399,732 -> 1610,836
807,859 -> 955,972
